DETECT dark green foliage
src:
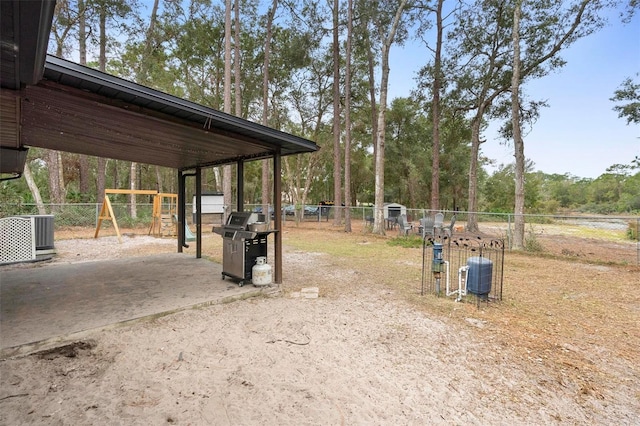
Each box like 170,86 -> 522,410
611,76 -> 640,125
480,163 -> 640,215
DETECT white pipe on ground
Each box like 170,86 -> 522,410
458,265 -> 468,302
441,260 -> 451,297
449,265 -> 469,301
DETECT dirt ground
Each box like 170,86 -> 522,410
1,222 -> 638,425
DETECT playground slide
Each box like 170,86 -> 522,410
173,215 -> 196,241
184,223 -> 196,241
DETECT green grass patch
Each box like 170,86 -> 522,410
387,235 -> 423,249
561,226 -> 628,241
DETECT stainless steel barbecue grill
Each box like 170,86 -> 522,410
213,211 -> 273,286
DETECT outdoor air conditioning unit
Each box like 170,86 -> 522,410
0,215 -> 56,264
19,215 -> 55,252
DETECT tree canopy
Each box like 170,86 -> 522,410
2,0 -> 638,222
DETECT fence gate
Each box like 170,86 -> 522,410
421,234 -> 505,303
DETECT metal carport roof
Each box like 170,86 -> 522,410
1,1 -> 318,171
22,55 -> 318,170
0,0 -> 318,284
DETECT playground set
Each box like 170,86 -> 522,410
94,189 -> 195,243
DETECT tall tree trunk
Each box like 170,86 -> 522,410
373,89 -> 387,235
155,166 -> 163,192
78,156 -> 90,200
78,0 -> 86,64
234,0 -> 243,214
129,162 -> 137,219
224,0 -> 232,112
430,0 -> 444,211
234,0 -> 242,117
99,6 -> 106,71
96,6 -> 107,205
223,0 -> 233,215
213,168 -> 222,192
466,116 -> 482,232
112,161 -> 118,189
139,0 -> 160,85
511,0 -> 525,249
373,0 -> 408,235
332,0 -> 342,226
77,0 -> 90,201
260,162 -> 270,215
23,161 -> 47,215
50,5 -> 72,212
261,0 -> 278,215
127,0 -> 159,218
365,33 -> 378,185
47,150 -> 64,211
343,0 -> 353,232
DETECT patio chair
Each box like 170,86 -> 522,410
397,214 -> 412,236
434,212 -> 444,235
443,214 -> 456,238
385,216 -> 399,230
419,216 -> 435,238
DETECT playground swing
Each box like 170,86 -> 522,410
94,189 -> 183,243
149,193 -> 179,238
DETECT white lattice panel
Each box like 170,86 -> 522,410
0,217 -> 36,264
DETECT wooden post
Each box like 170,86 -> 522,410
94,194 -> 122,243
149,195 -> 161,237
178,170 -> 185,253
273,152 -> 282,284
237,160 -> 244,212
195,167 -> 202,258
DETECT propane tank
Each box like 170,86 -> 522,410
252,256 -> 272,286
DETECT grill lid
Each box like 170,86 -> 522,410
226,211 -> 259,230
213,211 -> 263,238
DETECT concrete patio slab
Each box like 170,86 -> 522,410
0,253 -> 270,357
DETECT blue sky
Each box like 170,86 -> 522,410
388,7 -> 640,179
139,1 -> 638,179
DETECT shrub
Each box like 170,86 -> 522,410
524,226 -> 544,253
627,220 -> 639,241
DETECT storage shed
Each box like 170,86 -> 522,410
383,203 -> 406,220
192,192 -> 225,224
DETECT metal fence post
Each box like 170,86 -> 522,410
507,214 -> 512,250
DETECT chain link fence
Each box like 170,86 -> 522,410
2,203 -> 638,265
245,204 -> 640,265
0,203 -> 156,229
